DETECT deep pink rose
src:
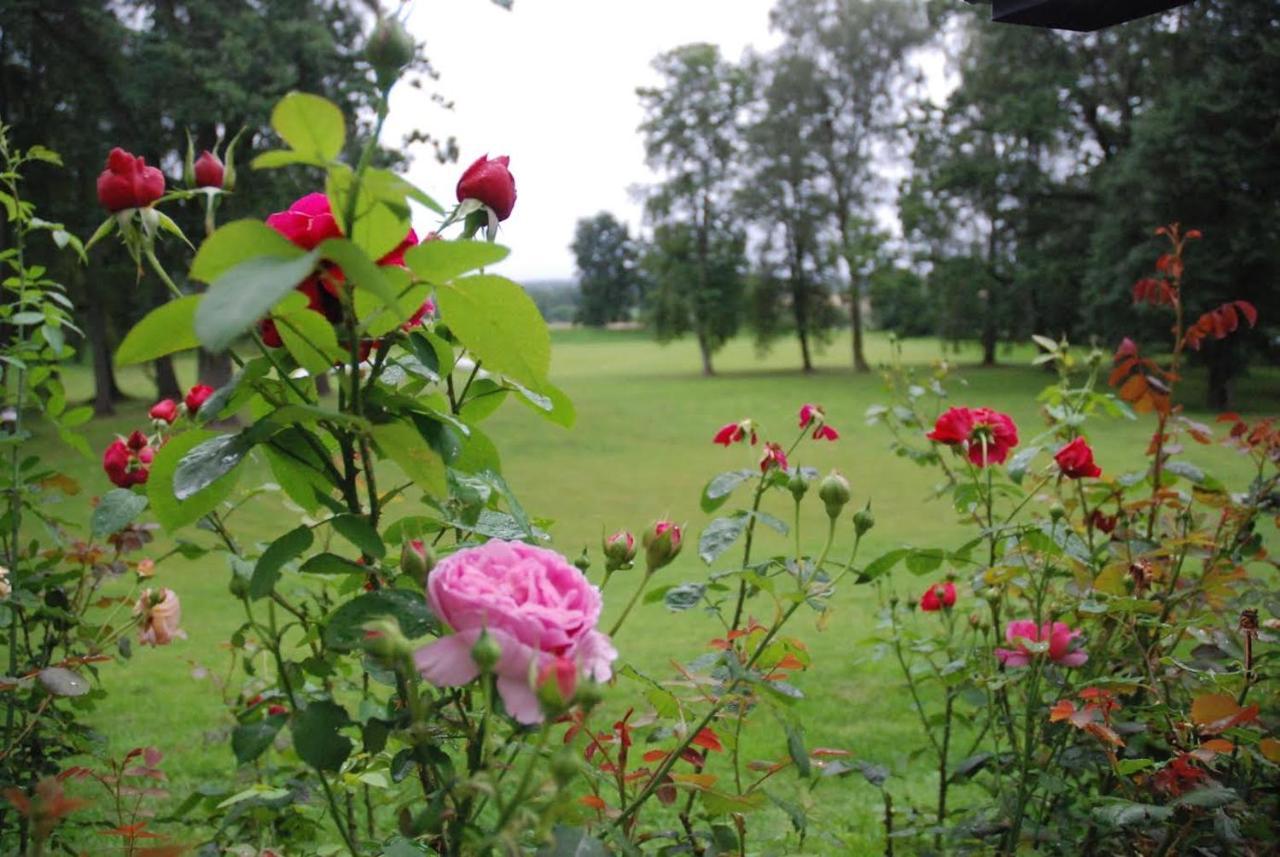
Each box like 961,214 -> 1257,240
149,399 -> 179,424
1054,437 -> 1102,479
920,581 -> 956,612
414,540 -> 617,724
995,620 -> 1088,668
193,150 -> 224,189
135,588 -> 185,646
927,406 -> 1019,467
96,147 -> 166,212
265,192 -> 342,250
103,431 -> 154,488
456,154 -> 517,221
184,384 -> 214,415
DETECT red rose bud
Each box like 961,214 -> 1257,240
759,442 -> 788,473
1054,437 -> 1102,479
362,619 -> 412,664
184,384 -> 214,416
399,539 -> 434,580
536,656 -> 578,714
266,704 -> 288,717
456,154 -> 517,221
149,399 -> 179,425
818,471 -> 851,519
920,581 -> 956,612
192,150 -> 224,189
96,147 -> 166,212
602,530 -> 636,571
643,521 -> 682,572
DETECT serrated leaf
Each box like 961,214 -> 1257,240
436,274 -> 550,391
299,553 -> 366,575
196,250 -> 321,352
322,589 -> 435,652
329,514 -> 385,559
663,583 -> 706,612
292,700 -> 351,771
404,239 -> 510,283
91,488 -> 148,538
701,469 -> 755,513
271,92 -> 344,161
173,431 -> 257,500
250,525 -> 315,600
232,717 -> 285,764
373,421 -> 446,496
699,513 -> 748,565
190,219 -> 304,284
148,430 -> 240,530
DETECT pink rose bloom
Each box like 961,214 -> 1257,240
135,588 -> 186,647
995,620 -> 1087,668
414,540 -> 617,724
265,192 -> 342,250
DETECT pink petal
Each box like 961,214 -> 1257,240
995,648 -> 1030,668
496,675 -> 543,725
414,633 -> 481,687
576,630 -> 618,683
1057,650 -> 1089,668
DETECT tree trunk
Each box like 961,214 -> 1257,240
1204,341 -> 1235,411
981,326 -> 997,367
154,355 -> 182,400
799,327 -> 814,374
84,273 -> 124,415
849,280 -> 870,372
697,333 -> 715,377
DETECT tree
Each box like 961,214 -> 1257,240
571,212 -> 639,327
739,52 -> 839,372
636,44 -> 749,375
768,0 -> 928,371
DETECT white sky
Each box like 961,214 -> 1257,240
385,0 -> 782,281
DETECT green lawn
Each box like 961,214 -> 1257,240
35,329 -> 1279,852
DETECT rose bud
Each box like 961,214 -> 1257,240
788,470 -> 811,503
192,150 -> 224,189
550,747 -> 581,786
573,549 -> 591,573
400,539 -> 434,581
266,704 -> 289,717
643,521 -> 682,572
184,384 -> 215,416
96,147 -> 165,212
456,154 -> 517,221
366,16 -> 415,88
573,679 -> 605,713
149,399 -> 179,425
853,505 -> 875,537
535,656 -> 577,716
818,471 -> 851,520
602,530 -> 636,572
362,619 -> 412,664
470,629 -> 502,673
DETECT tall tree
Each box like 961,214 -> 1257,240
636,44 -> 749,375
740,52 -> 838,373
571,212 -> 639,327
642,222 -> 746,364
769,0 -> 928,371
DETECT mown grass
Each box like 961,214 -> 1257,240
32,329 -> 1279,852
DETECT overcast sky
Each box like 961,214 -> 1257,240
385,0 -> 782,282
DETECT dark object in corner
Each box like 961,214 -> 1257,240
985,0 -> 1195,31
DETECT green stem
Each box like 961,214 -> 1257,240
144,248 -> 185,300
608,570 -> 653,638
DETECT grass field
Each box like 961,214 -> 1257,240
33,329 -> 1280,852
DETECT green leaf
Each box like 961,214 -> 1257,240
510,378 -> 576,429
699,513 -> 748,565
173,431 -> 258,501
148,430 -> 240,530
701,469 -> 755,513
325,165 -> 409,261
276,309 -> 343,374
250,525 -> 315,600
190,220 -> 304,284
858,548 -> 908,583
292,700 -> 352,771
271,92 -> 344,162
404,240 -> 510,283
329,514 -> 385,559
196,250 -> 321,352
299,553 -> 366,575
90,489 -> 148,538
373,421 -> 447,496
1091,800 -> 1173,827
435,275 -> 550,391
1115,758 -> 1155,776
115,296 -> 201,365
785,721 -> 810,777
322,589 -> 435,652
317,237 -> 398,307
232,717 -> 285,764
700,789 -> 767,817
536,827 -> 608,857
664,583 -> 705,611
904,548 -> 946,576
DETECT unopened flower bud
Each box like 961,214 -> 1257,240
400,539 -> 433,581
643,521 -> 682,572
573,680 -> 605,713
853,506 -> 875,537
471,629 -> 501,673
602,530 -> 636,572
818,471 -> 851,519
363,619 -> 412,664
787,470 -> 811,502
367,17 -> 415,90
1049,503 -> 1067,522
573,549 -> 591,573
550,747 -> 581,786
535,658 -> 576,716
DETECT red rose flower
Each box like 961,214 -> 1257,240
96,147 -> 166,212
798,403 -> 824,428
149,399 -> 179,424
1089,509 -> 1117,534
713,422 -> 746,446
103,431 -> 155,488
193,150 -> 225,189
265,192 -> 342,250
456,154 -> 516,221
920,582 -> 956,612
759,442 -> 788,473
184,384 -> 215,415
927,406 -> 1019,467
1054,437 -> 1102,479
813,424 -> 839,441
